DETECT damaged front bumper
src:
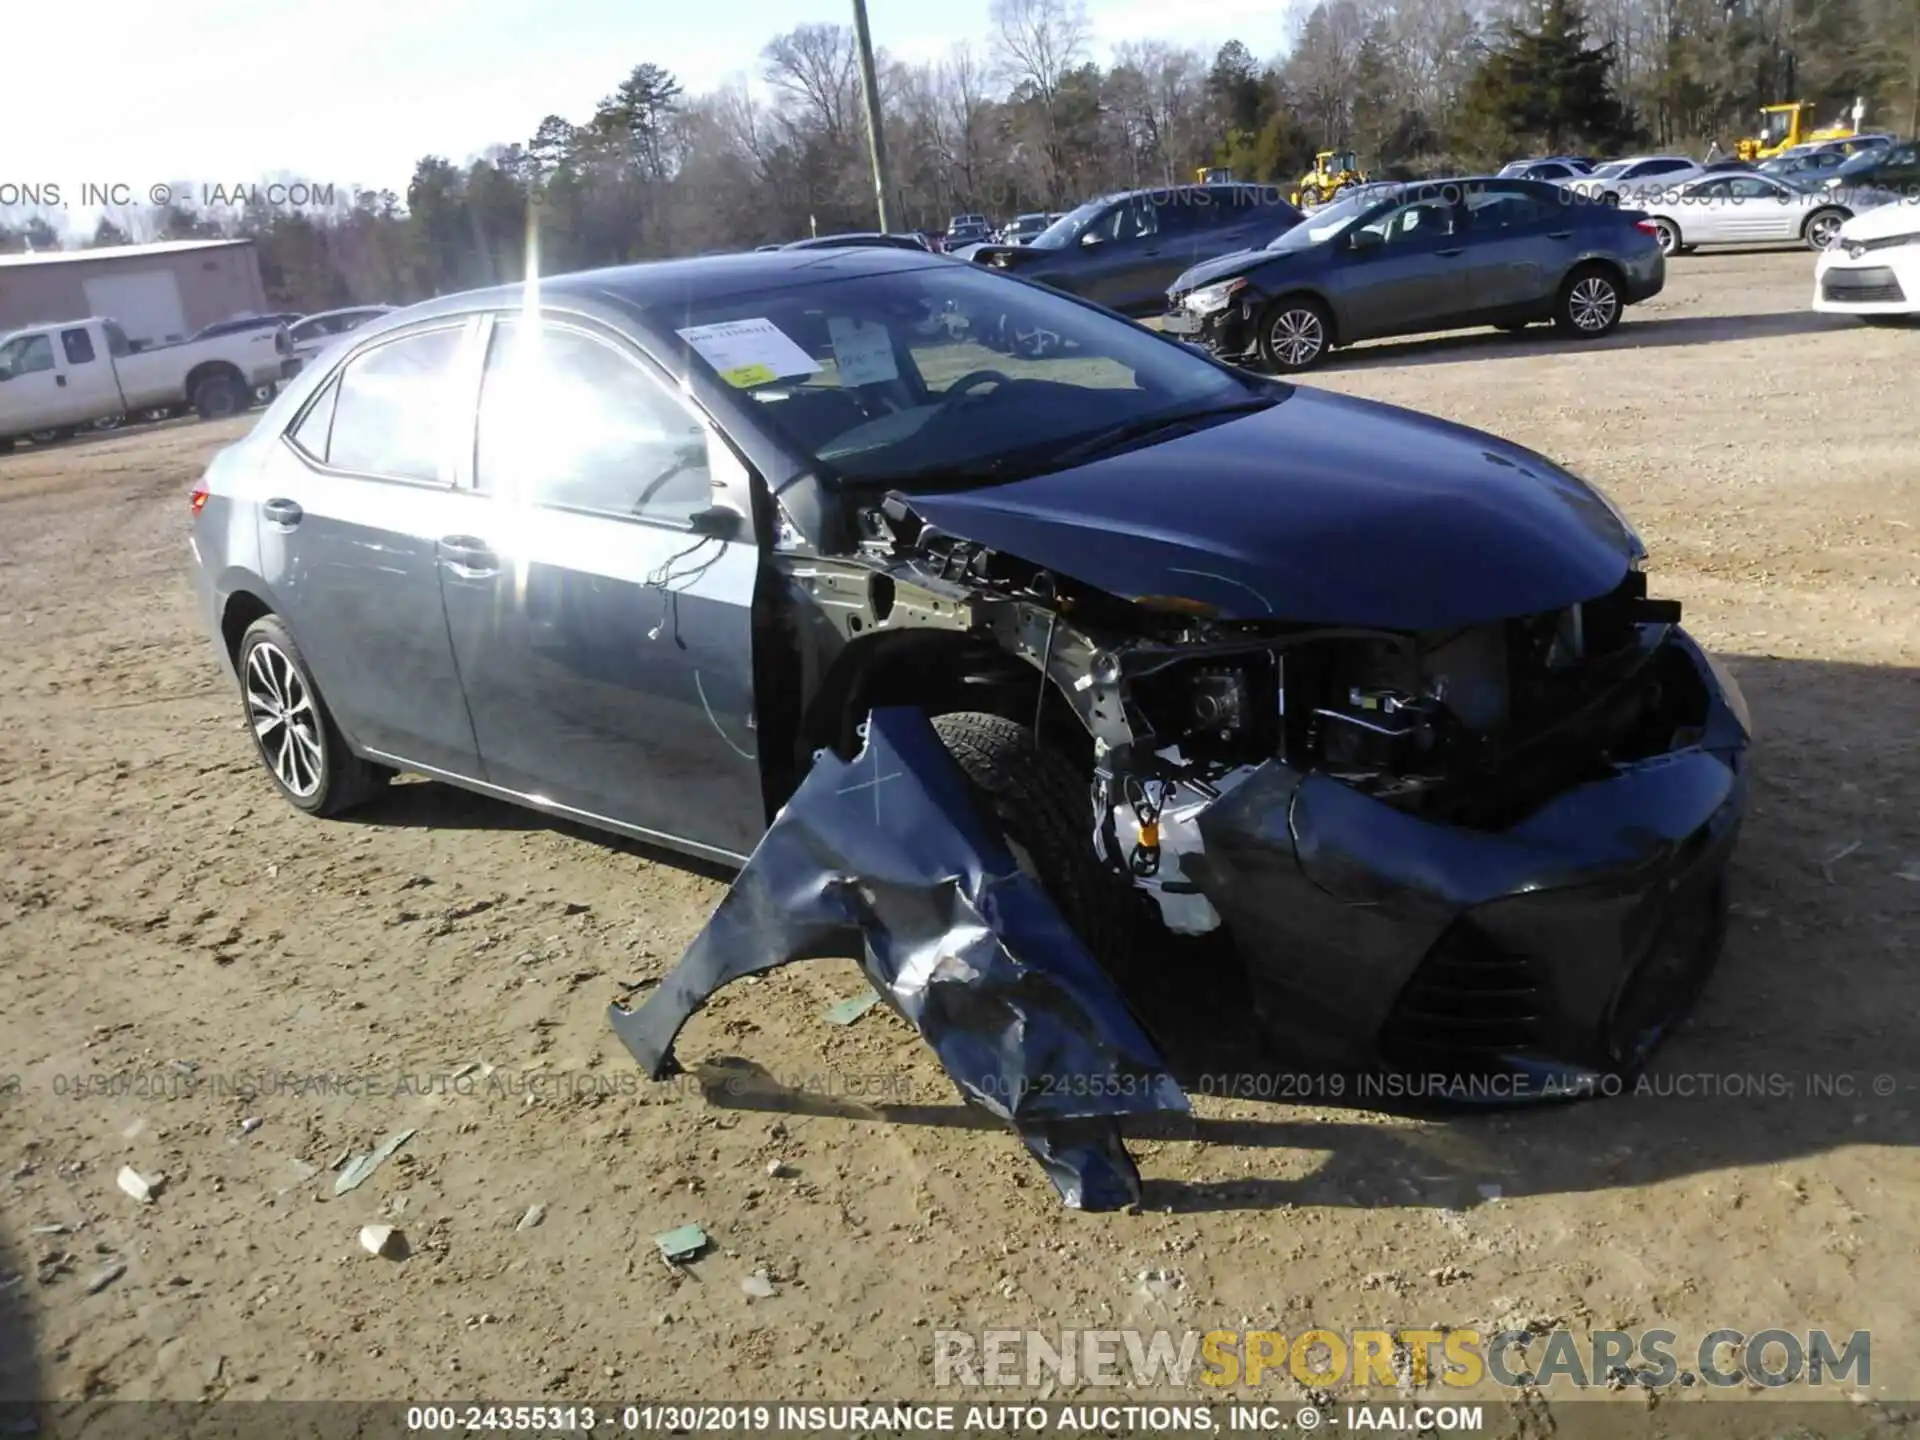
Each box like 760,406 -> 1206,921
1185,629 -> 1751,1089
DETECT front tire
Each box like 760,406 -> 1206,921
930,712 -> 1137,972
1556,265 -> 1623,338
1256,296 -> 1332,373
237,615 -> 388,817
1650,218 -> 1681,256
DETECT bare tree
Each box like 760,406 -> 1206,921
762,23 -> 861,147
991,0 -> 1090,197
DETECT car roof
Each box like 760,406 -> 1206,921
357,247 -> 953,334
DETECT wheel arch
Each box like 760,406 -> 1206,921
184,360 -> 247,402
1258,286 -> 1341,346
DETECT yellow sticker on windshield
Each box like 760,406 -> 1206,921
721,362 -> 778,388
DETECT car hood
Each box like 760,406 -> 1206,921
897,387 -> 1639,629
1169,246 -> 1276,294
1838,200 -> 1920,241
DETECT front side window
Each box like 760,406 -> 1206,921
325,326 -> 466,482
474,319 -> 713,523
0,334 -> 55,376
660,262 -> 1259,486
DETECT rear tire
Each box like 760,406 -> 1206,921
193,372 -> 246,420
1555,265 -> 1623,338
1256,296 -> 1332,373
930,711 -> 1138,973
1803,208 -> 1848,251
1649,218 -> 1681,256
236,615 -> 388,817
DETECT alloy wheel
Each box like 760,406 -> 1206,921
245,641 -> 325,797
1807,213 -> 1843,250
1268,308 -> 1325,369
1568,277 -> 1619,332
1653,221 -> 1679,256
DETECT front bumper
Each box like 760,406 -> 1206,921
1184,627 -> 1750,1090
1813,240 -> 1920,314
1159,299 -> 1257,361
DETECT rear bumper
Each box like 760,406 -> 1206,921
1622,247 -> 1666,303
1187,627 -> 1750,1092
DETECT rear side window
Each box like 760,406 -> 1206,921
61,328 -> 96,364
474,318 -> 713,524
325,327 -> 465,482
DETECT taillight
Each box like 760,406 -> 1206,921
190,482 -> 210,516
1634,219 -> 1659,235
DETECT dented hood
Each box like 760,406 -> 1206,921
898,386 -> 1640,629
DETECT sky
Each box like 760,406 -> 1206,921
11,0 -> 1301,229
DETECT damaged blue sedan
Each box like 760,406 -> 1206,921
188,246 -> 1750,1206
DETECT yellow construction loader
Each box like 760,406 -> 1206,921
1292,150 -> 1367,207
1735,101 -> 1861,160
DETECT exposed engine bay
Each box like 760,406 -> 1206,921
796,494 -> 1712,941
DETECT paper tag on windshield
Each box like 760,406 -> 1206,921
826,316 -> 898,386
675,318 -> 820,388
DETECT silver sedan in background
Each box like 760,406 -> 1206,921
1636,171 -> 1871,256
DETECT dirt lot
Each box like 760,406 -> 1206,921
2,248 -> 1917,1416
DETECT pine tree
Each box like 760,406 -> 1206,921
1458,0 -> 1634,159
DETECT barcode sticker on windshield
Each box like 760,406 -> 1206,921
676,318 -> 820,388
826,316 -> 898,386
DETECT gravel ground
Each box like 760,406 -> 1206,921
1,247 -> 1916,1415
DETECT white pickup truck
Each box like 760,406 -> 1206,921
0,316 -> 290,452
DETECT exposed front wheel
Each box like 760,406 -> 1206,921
1650,218 -> 1681,256
931,711 -> 1139,973
1804,208 -> 1848,251
1256,297 -> 1332,373
1556,266 -> 1623,338
237,615 -> 389,817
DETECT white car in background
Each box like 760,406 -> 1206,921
285,305 -> 396,373
1814,201 -> 1920,321
1637,171 -> 1866,255
1558,155 -> 1700,206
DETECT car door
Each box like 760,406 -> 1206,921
1460,183 -> 1573,314
432,311 -> 766,862
254,319 -> 484,777
1676,178 -> 1734,243
1330,195 -> 1472,340
1067,196 -> 1178,312
52,325 -> 125,423
1722,174 -> 1799,241
0,331 -> 66,432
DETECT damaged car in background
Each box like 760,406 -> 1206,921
187,246 -> 1751,1209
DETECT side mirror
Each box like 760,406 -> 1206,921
687,504 -> 743,539
0,369 -> 11,382
1080,230 -> 1103,247
1349,228 -> 1383,252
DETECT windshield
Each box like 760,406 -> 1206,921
1029,197 -> 1110,249
1264,188 -> 1391,249
657,263 -> 1261,485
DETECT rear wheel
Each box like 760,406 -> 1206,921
193,372 -> 246,420
1649,218 -> 1681,256
930,712 -> 1137,972
1803,208 -> 1848,251
1555,265 -> 1623,338
1256,296 -> 1332,373
236,615 -> 389,817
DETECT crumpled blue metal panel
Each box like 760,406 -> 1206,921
609,706 -> 1188,1210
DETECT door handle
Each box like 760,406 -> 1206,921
1547,230 -> 1573,239
262,497 -> 303,527
437,535 -> 499,577
1435,247 -> 1464,256
55,375 -> 68,387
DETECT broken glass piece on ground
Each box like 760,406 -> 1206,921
334,1127 -> 416,1196
609,707 -> 1188,1211
654,1224 -> 710,1263
822,990 -> 880,1027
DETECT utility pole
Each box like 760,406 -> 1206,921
850,0 -> 895,233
